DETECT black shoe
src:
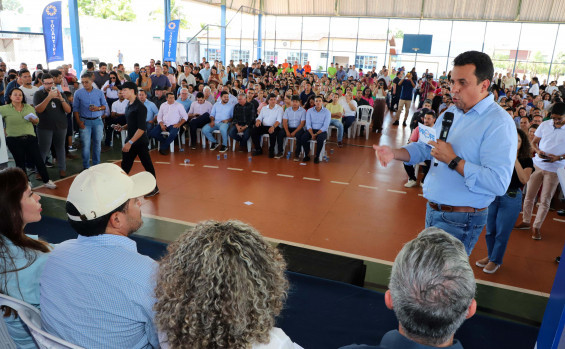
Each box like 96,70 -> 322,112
557,209 -> 565,216
159,149 -> 169,155
556,256 -> 561,264
144,186 -> 160,198
274,152 -> 284,159
45,161 -> 54,168
402,121 -> 407,127
303,156 -> 311,162
314,157 -> 320,164
210,142 -> 219,150
268,151 -> 275,158
392,120 -> 399,126
253,150 -> 263,156
219,145 -> 228,153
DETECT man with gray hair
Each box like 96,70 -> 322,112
341,227 -> 476,349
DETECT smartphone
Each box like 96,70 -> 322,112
542,159 -> 551,162
89,104 -> 95,108
51,86 -> 57,92
538,153 -> 548,159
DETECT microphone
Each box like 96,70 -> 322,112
434,112 -> 454,166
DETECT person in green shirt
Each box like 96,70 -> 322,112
0,88 -> 56,188
326,92 -> 345,146
327,63 -> 337,79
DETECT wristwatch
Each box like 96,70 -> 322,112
128,140 -> 133,145
448,156 -> 462,170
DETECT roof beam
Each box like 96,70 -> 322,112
335,0 -> 340,16
421,0 -> 425,19
515,0 -> 523,21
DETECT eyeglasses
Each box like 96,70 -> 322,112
110,77 -> 116,80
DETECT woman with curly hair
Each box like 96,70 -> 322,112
155,220 -> 300,349
0,167 -> 52,348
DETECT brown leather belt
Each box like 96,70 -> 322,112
429,202 -> 487,213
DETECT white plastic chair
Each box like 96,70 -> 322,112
301,140 -> 327,162
158,132 -> 183,153
201,129 -> 229,149
327,125 -> 338,140
231,136 -> 252,152
354,105 -> 374,140
0,293 -> 84,349
282,137 -> 296,153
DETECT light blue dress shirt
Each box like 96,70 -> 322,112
200,68 -> 211,84
306,107 -> 331,132
72,87 -> 108,119
283,107 -> 306,128
143,100 -> 159,123
211,101 -> 234,122
2,235 -> 50,349
176,98 -> 192,112
40,234 -> 160,349
404,93 -> 518,208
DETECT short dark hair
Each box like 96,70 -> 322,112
41,73 -> 53,81
220,90 -> 228,97
267,93 -> 276,100
452,51 -> 493,87
196,92 -> 204,99
18,69 -> 29,76
66,200 -> 129,237
314,95 -> 323,101
134,63 -> 140,67
81,72 -> 93,80
87,61 -> 94,69
291,95 -> 300,102
552,102 -> 565,116
99,62 -> 107,68
49,69 -> 61,77
166,92 -> 175,98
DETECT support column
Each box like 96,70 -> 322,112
257,12 -> 263,60
221,0 -> 226,64
164,0 -> 171,25
68,0 -> 82,74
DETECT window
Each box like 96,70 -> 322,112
355,55 -> 378,70
265,51 -> 278,64
287,52 -> 309,66
206,48 -> 221,61
231,50 -> 250,62
321,52 -> 328,59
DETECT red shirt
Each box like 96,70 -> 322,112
304,65 -> 311,73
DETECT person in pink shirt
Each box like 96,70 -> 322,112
404,109 -> 437,188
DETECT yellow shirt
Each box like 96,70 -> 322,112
326,102 -> 344,119
0,104 -> 37,137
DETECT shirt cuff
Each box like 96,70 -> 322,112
402,143 -> 422,166
463,160 -> 481,189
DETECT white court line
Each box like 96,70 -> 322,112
227,167 -> 244,171
155,161 -> 170,165
330,181 -> 349,185
142,213 -> 196,227
252,170 -> 268,174
418,194 -> 424,197
358,184 -> 378,190
387,189 -> 407,194
277,174 -> 294,178
179,163 -> 195,167
303,177 -> 320,181
134,160 -> 141,163
554,218 -> 565,223
203,165 -> 219,169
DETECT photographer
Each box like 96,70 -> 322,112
419,73 -> 438,109
33,74 -> 71,178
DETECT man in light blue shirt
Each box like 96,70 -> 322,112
375,51 -> 517,255
177,87 -> 192,112
200,62 -> 211,84
202,91 -> 233,152
301,95 -> 331,163
279,95 -> 306,161
40,163 -> 159,349
138,89 -> 159,133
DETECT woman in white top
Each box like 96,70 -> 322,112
101,71 -> 120,107
155,220 -> 300,349
528,77 -> 540,96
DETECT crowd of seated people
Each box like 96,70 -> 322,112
0,161 -> 479,348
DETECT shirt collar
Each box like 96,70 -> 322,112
77,234 -> 138,252
465,93 -> 495,116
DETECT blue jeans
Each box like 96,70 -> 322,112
485,190 -> 522,265
202,121 -> 230,146
329,118 -> 344,142
425,202 -> 488,255
79,118 -> 104,169
148,125 -> 180,151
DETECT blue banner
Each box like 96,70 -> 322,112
42,1 -> 64,63
164,20 -> 180,62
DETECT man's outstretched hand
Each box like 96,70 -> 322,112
374,145 -> 395,167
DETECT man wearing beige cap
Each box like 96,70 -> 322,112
40,163 -> 159,349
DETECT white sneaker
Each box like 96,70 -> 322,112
44,180 -> 57,189
404,179 -> 417,188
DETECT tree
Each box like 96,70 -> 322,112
78,0 -> 136,22
0,0 -> 23,13
550,52 -> 565,81
150,0 -> 190,30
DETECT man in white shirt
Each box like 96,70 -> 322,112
347,65 -> 359,80
19,69 -> 39,106
546,81 -> 559,96
252,93 -> 283,158
105,90 -> 129,147
148,92 -> 187,155
339,91 -> 357,139
516,102 -> 565,239
520,75 -> 530,90
528,77 -> 540,96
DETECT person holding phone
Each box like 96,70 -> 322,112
515,102 -> 565,240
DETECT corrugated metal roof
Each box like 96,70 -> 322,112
187,0 -> 565,22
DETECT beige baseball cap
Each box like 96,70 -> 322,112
67,163 -> 156,221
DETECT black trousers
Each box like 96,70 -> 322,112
252,125 -> 279,153
300,130 -> 327,158
404,160 -> 431,182
187,113 -> 210,146
121,141 -> 156,180
6,136 -> 50,183
276,127 -> 305,156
